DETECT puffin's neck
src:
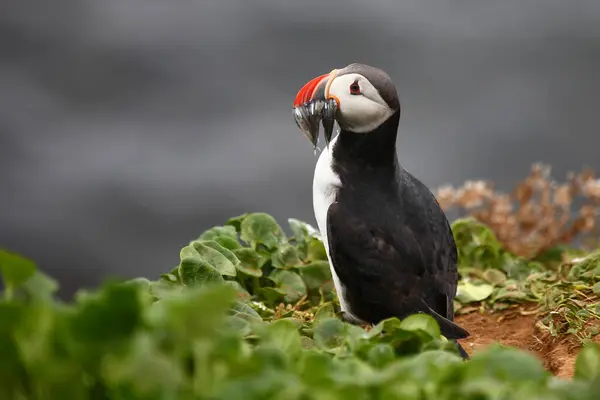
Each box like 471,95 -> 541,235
331,110 -> 400,173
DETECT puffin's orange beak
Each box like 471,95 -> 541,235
293,73 -> 330,108
292,70 -> 339,151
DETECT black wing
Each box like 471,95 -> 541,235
326,200 -> 468,340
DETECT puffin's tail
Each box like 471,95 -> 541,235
418,300 -> 470,339
452,340 -> 470,360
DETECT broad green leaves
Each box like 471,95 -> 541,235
240,212 -> 286,249
451,218 -> 600,344
198,225 -> 237,241
453,218 -> 540,279
1,213 -> 600,399
313,318 -> 346,350
574,343 -> 600,381
270,270 -> 307,303
179,258 -> 224,285
271,244 -> 301,269
0,249 -> 58,302
68,283 -> 143,345
0,250 -> 36,288
452,218 -> 560,314
0,249 -> 36,300
465,344 -> 549,383
189,241 -> 237,276
233,248 -> 264,277
400,314 -> 442,338
171,214 -> 332,309
456,281 -> 495,303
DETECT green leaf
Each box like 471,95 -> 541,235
257,287 -> 286,305
399,314 -> 441,338
491,286 -> 531,303
18,270 -> 59,301
213,235 -> 242,250
260,319 -> 302,358
574,343 -> 600,381
388,350 -> 463,383
270,270 -> 307,303
569,251 -> 600,281
367,343 -> 396,368
149,279 -> 184,300
101,333 -> 184,396
456,281 -> 495,303
224,280 -> 251,299
298,352 -> 333,387
288,219 -> 321,260
68,282 -> 143,343
230,300 -> 262,323
313,303 -> 336,325
0,249 -> 37,296
5,212 -> 600,397
154,283 -> 237,340
160,266 -> 181,284
271,244 -> 300,269
592,281 -> 600,294
123,277 -> 152,291
466,344 -> 549,384
0,302 -> 25,382
375,318 -> 432,355
178,258 -> 224,286
199,240 -> 240,266
300,336 -> 315,349
240,213 -> 285,249
288,218 -> 309,243
503,258 -> 541,280
180,244 -> 199,259
225,213 -> 250,232
232,248 -> 264,277
313,317 -> 346,350
482,268 -> 507,285
191,241 -> 237,276
452,218 -> 503,268
198,225 -> 238,241
161,273 -> 179,283
306,238 -> 328,261
297,261 -> 331,290
534,246 -> 570,263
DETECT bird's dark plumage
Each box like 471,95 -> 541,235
295,63 -> 470,358
326,113 -> 468,342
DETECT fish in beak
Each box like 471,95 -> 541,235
292,70 -> 340,151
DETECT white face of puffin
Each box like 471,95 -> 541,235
327,73 -> 395,134
292,64 -> 398,151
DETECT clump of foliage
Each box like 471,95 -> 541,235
436,163 -> 600,343
451,218 -> 600,343
2,211 -> 600,399
436,163 -> 600,258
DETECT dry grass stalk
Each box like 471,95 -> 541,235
436,163 -> 600,258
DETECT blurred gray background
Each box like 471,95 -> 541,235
2,1 -> 600,297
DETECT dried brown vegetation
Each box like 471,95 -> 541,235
436,163 -> 600,258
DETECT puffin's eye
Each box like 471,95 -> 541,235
349,81 -> 361,95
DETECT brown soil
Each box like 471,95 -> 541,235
456,306 -> 596,379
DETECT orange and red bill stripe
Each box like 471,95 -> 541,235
293,73 -> 330,108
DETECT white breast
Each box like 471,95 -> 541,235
312,134 -> 363,323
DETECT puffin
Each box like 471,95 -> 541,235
292,63 -> 470,358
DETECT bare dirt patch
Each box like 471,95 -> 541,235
456,307 -> 597,378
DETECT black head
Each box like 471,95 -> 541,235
339,63 -> 400,113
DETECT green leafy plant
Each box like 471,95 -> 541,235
158,213 -> 336,319
1,212 -> 600,399
451,218 -> 600,343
